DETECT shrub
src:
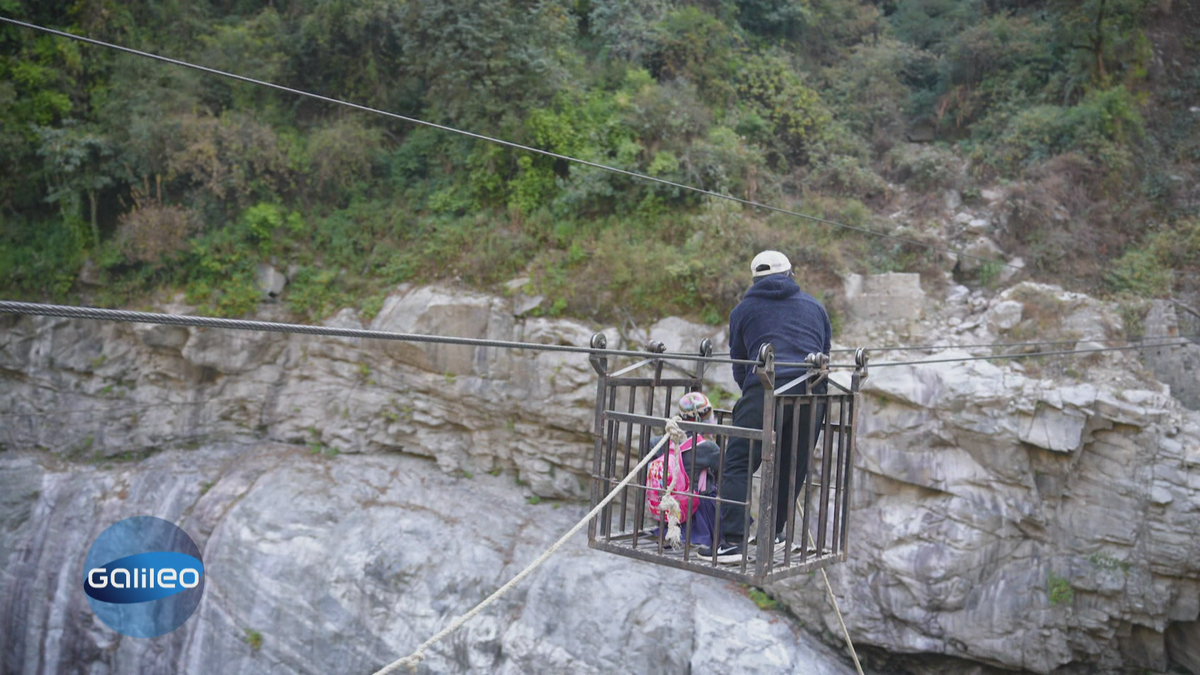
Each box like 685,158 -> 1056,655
683,126 -> 769,201
647,7 -> 739,100
888,0 -> 982,53
243,628 -> 263,650
737,52 -> 831,166
884,144 -> 961,192
935,15 -> 1054,134
1105,217 -> 1200,297
1047,573 -> 1074,607
977,86 -> 1144,178
305,116 -> 384,201
0,213 -> 85,300
115,204 -> 201,268
178,203 -> 293,317
824,38 -> 928,155
1106,247 -> 1174,297
165,112 -> 290,209
589,0 -> 669,63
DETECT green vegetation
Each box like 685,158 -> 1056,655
243,628 -> 263,650
1,1 -> 1197,324
746,586 -> 778,611
1088,552 -> 1131,574
1106,217 -> 1200,297
1047,572 -> 1074,607
305,426 -> 337,457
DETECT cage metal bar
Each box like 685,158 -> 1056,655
588,361 -> 608,542
816,397 -> 835,555
783,398 -> 803,566
618,385 -> 638,534
601,387 -> 619,538
831,395 -> 849,555
798,388 -> 818,567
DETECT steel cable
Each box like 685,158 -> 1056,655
827,332 -> 1198,354
817,340 -> 1192,369
0,300 -> 757,366
5,301 -> 1193,372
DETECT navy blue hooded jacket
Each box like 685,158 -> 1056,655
729,274 -> 832,392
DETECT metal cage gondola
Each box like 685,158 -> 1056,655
586,333 -> 868,585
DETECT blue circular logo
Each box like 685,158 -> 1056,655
83,516 -> 205,638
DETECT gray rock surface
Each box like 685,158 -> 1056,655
775,352 -> 1200,674
844,272 -> 926,324
1141,300 -> 1200,410
255,263 -> 287,299
0,285 -> 619,501
984,300 -> 1023,332
0,444 -> 853,675
958,237 -> 1005,273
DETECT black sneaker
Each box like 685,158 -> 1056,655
773,534 -> 802,553
749,534 -> 793,553
698,541 -> 746,564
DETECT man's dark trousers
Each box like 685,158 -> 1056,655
717,380 -> 826,543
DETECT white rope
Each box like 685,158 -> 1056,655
656,419 -> 689,548
819,566 -> 864,675
373,419 -> 687,675
805,529 -> 864,675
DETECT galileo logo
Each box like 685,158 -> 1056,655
83,516 -> 205,638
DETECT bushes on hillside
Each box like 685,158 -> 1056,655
976,86 -> 1144,178
0,0 -> 1190,325
1107,218 -> 1200,297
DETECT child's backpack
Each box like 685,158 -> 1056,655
646,434 -> 709,523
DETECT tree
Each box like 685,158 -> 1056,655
647,7 -> 739,99
887,0 -> 981,53
37,123 -> 122,246
287,0 -> 416,115
733,0 -> 809,40
1052,0 -> 1152,90
400,0 -> 575,130
589,0 -> 669,63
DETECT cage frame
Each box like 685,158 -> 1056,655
585,333 -> 868,586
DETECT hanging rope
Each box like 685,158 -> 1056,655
820,565 -> 864,675
807,529 -> 865,675
653,419 -> 690,549
373,420 -> 684,675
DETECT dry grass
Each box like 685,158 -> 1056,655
996,154 -> 1141,292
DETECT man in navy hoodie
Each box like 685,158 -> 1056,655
700,250 -> 832,563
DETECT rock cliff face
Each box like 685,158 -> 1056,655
0,444 -> 853,675
0,285 -> 625,500
783,281 -> 1200,674
1,280 -> 1198,674
3,286 -> 849,675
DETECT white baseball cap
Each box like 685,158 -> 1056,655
751,250 -> 792,277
